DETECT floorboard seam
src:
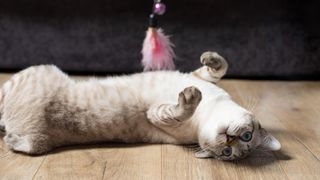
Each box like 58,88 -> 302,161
277,159 -> 291,180
161,145 -> 163,180
32,154 -> 47,180
101,160 -> 107,180
294,136 -> 320,161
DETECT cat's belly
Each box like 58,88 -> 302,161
44,102 -> 182,145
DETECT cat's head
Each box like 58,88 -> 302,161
196,100 -> 280,160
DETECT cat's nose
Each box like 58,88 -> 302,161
226,135 -> 237,144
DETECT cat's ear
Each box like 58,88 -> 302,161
259,128 -> 281,151
195,150 -> 212,158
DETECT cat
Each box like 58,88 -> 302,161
0,51 -> 280,160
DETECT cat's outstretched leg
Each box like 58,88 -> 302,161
4,133 -> 51,154
192,51 -> 228,83
147,86 -> 202,127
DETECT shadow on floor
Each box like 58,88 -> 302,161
1,128 -> 292,168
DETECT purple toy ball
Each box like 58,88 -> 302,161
153,2 -> 166,15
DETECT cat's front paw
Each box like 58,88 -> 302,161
178,86 -> 202,110
200,52 -> 227,71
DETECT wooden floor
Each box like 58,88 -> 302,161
0,73 -> 319,180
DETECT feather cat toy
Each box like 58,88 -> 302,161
141,0 -> 175,71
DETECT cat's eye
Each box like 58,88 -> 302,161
240,131 -> 252,142
222,146 -> 232,156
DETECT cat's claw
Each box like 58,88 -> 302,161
200,52 -> 227,72
178,86 -> 202,110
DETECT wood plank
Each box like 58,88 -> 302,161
268,82 -> 320,160
33,144 -> 161,180
33,147 -> 105,180
162,144 -> 226,180
101,144 -> 161,180
0,150 -> 45,179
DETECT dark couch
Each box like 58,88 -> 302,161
0,0 -> 319,79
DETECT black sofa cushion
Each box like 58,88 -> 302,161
0,0 -> 319,79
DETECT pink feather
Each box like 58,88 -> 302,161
141,28 -> 175,71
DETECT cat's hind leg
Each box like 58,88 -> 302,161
192,51 -> 228,83
4,133 -> 51,154
147,86 -> 202,127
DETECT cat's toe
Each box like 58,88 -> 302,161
200,52 -> 227,71
179,86 -> 202,108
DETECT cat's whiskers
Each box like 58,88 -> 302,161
193,145 -> 211,153
186,144 -> 202,152
240,93 -> 260,113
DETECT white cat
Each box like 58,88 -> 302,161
0,51 -> 280,160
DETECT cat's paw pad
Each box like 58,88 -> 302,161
200,52 -> 227,71
178,86 -> 202,109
